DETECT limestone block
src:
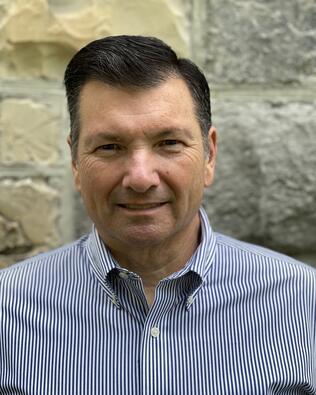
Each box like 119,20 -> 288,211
108,0 -> 189,54
0,98 -> 60,164
0,178 -> 60,247
0,214 -> 30,253
0,0 -> 189,79
203,0 -> 316,84
0,43 -> 74,79
205,99 -> 316,254
0,1 -> 9,26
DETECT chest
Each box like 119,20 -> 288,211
1,281 -> 313,394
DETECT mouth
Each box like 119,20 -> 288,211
117,202 -> 167,210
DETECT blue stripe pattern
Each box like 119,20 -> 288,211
1,208 -> 316,394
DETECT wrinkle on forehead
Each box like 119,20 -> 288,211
79,77 -> 196,116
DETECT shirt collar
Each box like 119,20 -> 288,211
167,207 -> 217,281
87,225 -> 118,283
86,206 -> 217,285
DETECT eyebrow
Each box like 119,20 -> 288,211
149,128 -> 194,140
83,132 -> 121,148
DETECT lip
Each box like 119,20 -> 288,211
117,202 -> 167,211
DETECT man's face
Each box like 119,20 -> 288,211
71,78 -> 216,250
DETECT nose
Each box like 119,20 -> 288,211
122,150 -> 160,192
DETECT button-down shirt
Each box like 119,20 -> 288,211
0,208 -> 315,394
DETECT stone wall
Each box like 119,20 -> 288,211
0,0 -> 315,267
194,0 -> 316,265
0,0 -> 190,267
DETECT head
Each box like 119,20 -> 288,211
63,35 -> 217,254
64,35 -> 212,160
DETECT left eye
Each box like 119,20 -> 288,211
161,140 -> 180,146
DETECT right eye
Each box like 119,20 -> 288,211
97,144 -> 121,151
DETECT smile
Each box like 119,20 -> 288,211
118,203 -> 166,210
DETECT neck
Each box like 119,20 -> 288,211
105,215 -> 201,304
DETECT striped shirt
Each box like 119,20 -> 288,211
0,208 -> 315,394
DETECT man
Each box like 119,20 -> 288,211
0,35 -> 315,394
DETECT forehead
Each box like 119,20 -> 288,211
78,78 -> 198,133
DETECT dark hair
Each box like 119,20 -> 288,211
64,35 -> 212,159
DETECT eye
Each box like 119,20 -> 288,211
94,143 -> 124,157
160,139 -> 182,146
162,140 -> 180,145
159,139 -> 183,151
97,143 -> 121,151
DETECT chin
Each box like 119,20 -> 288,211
118,227 -> 171,247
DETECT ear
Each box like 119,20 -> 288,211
67,135 -> 81,192
204,126 -> 217,187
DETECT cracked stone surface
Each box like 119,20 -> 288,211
205,99 -> 316,255
0,179 -> 60,247
0,0 -> 189,79
0,214 -> 30,253
203,0 -> 316,84
0,98 -> 60,164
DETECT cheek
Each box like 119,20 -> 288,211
77,161 -> 108,194
163,163 -> 203,197
84,165 -> 125,203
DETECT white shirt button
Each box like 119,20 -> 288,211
119,271 -> 129,280
150,327 -> 160,338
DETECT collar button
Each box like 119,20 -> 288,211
119,271 -> 129,280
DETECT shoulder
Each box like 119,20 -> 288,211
0,235 -> 90,290
216,232 -> 316,270
212,234 -> 316,333
214,232 -> 316,290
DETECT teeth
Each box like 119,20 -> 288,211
122,203 -> 162,209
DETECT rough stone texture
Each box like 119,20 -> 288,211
0,178 -> 60,253
0,98 -> 60,164
202,0 -> 316,84
205,99 -> 316,257
0,213 -> 34,268
191,0 -> 316,266
0,0 -> 189,80
0,214 -> 30,253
